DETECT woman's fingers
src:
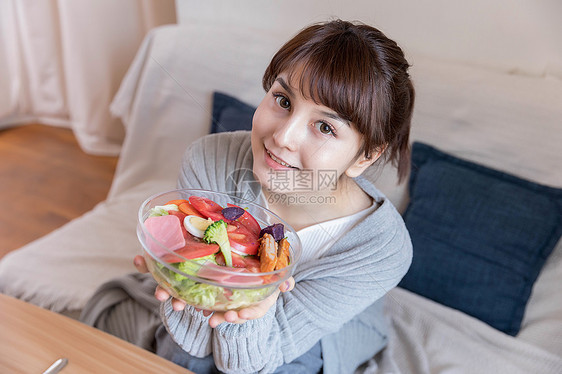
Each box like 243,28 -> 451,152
208,311 -> 247,328
147,268 -> 295,322
155,285 -> 185,311
133,255 -> 149,273
236,279 -> 296,320
238,290 -> 279,320
224,310 -> 240,323
279,276 -> 295,292
209,313 -> 226,328
154,286 -> 170,302
203,284 -> 290,326
171,298 -> 186,311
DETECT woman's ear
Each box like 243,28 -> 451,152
345,147 -> 385,178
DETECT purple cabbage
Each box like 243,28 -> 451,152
259,223 -> 285,241
222,206 -> 245,220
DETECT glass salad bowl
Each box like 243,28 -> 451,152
137,189 -> 302,311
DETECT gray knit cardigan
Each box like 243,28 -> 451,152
81,131 -> 412,374
162,131 -> 412,374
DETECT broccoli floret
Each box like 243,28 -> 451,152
203,220 -> 232,267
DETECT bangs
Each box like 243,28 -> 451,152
261,20 -> 414,183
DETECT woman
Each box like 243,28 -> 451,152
82,19 -> 415,374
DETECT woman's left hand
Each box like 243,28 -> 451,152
198,277 -> 295,328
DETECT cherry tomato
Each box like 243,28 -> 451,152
227,203 -> 261,236
188,196 -> 224,221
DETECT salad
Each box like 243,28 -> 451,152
140,195 -> 294,310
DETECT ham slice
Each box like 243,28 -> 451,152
144,215 -> 186,257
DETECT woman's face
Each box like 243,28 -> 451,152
251,72 -> 374,194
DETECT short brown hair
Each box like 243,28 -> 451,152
263,19 -> 415,182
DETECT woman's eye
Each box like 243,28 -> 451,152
275,95 -> 291,109
316,121 -> 336,136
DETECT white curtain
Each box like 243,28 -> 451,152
0,0 -> 176,156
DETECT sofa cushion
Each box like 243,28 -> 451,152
211,92 -> 255,133
399,142 -> 562,335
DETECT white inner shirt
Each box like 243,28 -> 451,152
294,201 -> 378,264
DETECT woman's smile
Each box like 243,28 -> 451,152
264,148 -> 299,170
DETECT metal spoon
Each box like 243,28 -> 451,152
42,358 -> 68,374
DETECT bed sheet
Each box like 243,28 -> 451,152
363,288 -> 562,374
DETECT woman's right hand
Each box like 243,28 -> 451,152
133,255 -> 188,311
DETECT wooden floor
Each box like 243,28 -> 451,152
0,124 -> 119,259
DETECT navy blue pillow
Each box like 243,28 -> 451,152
399,142 -> 562,336
210,92 -> 255,133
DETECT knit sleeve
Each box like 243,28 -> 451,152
176,131 -> 255,194
176,134 -> 219,190
211,204 -> 412,373
160,300 -> 214,357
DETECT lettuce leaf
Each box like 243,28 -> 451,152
156,255 -> 274,310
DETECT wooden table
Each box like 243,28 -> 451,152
0,294 -> 193,373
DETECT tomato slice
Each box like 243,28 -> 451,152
186,196 -> 260,255
227,220 -> 259,255
167,209 -> 187,223
216,253 -> 261,273
188,196 -> 224,221
227,203 -> 261,236
216,252 -> 246,268
161,232 -> 219,263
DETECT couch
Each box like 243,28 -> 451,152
1,19 -> 561,374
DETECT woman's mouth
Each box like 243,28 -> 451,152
265,148 -> 299,169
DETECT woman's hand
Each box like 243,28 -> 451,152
133,254 -> 295,327
201,277 -> 294,328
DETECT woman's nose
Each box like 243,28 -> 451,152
272,115 -> 304,151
